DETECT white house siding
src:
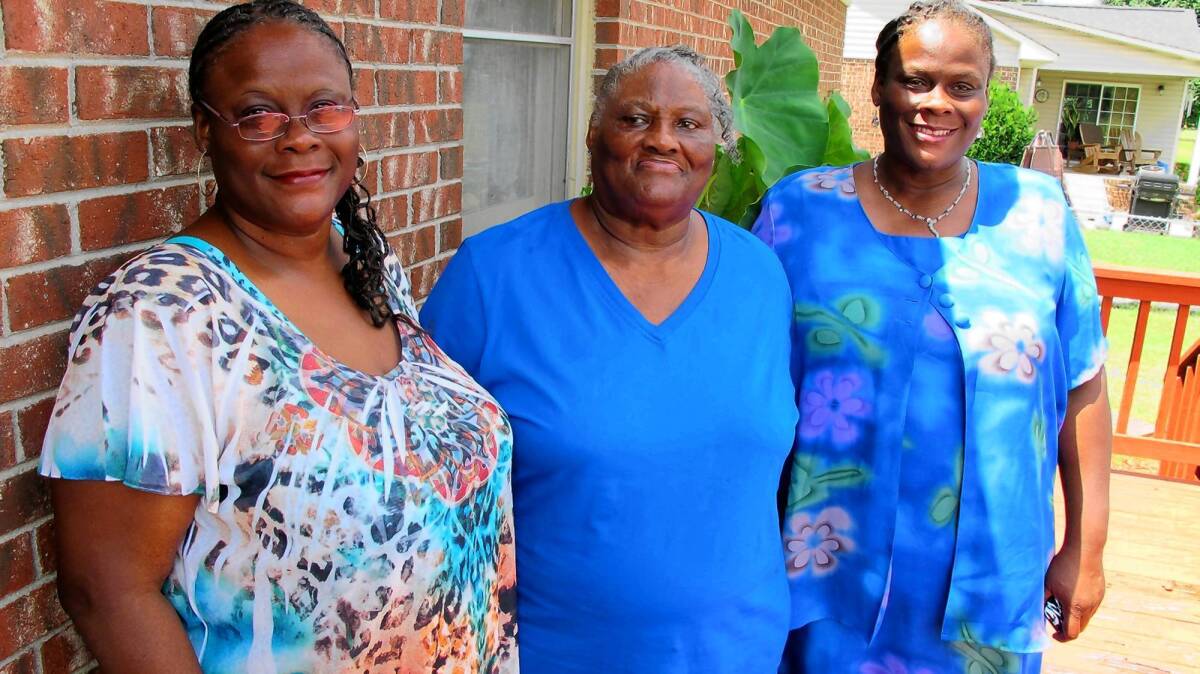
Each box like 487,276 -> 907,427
845,0 -> 1021,67
1030,71 -> 1190,167
993,15 -> 1200,78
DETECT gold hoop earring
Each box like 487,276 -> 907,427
355,150 -> 369,184
195,149 -> 216,198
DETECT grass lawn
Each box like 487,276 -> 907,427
1082,229 -> 1200,472
1083,229 -> 1200,274
1178,127 -> 1195,167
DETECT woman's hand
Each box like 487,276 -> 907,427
1050,367 -> 1113,642
51,480 -> 204,673
1044,542 -> 1105,641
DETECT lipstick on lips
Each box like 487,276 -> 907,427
271,168 -> 331,185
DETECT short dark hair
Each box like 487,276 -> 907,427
189,0 -> 394,327
874,0 -> 996,85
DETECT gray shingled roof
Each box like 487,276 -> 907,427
978,2 -> 1200,54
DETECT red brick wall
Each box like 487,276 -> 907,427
0,1 -> 465,672
594,0 -> 848,95
842,58 -> 1020,156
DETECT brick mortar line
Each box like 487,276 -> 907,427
0,389 -> 55,418
0,55 -> 190,68
67,203 -> 82,256
0,239 -> 155,281
594,12 -> 728,31
368,139 -> 462,160
388,211 -> 461,232
0,500 -> 52,547
0,317 -> 74,349
119,0 -> 463,33
0,173 -> 198,212
375,175 -> 461,201
0,56 -> 456,75
145,0 -> 156,60
0,577 -> 60,672
1,283 -> 9,336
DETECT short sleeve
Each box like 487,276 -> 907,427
39,271 -> 223,508
1057,208 -> 1108,390
419,241 -> 487,376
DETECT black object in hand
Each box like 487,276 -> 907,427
1044,595 -> 1065,634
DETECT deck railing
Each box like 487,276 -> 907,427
1095,262 -> 1200,482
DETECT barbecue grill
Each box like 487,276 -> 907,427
1130,167 -> 1179,219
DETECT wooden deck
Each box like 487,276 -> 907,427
1044,473 -> 1200,673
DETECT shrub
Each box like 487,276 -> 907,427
967,81 -> 1038,165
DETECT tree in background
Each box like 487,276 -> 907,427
1105,0 -> 1200,128
967,81 -> 1038,165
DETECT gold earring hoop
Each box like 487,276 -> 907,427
195,149 -> 216,198
355,150 -> 369,184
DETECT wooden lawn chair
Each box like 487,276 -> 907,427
1078,123 -> 1121,174
1155,338 -> 1200,481
1118,128 -> 1163,175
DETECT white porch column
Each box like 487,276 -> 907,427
1190,127 -> 1200,187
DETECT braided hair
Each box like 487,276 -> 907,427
189,0 -> 394,327
874,0 -> 995,85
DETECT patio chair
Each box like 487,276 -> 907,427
1118,128 -> 1163,175
1156,338 -> 1200,482
1077,122 -> 1121,174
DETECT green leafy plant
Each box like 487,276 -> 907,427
966,81 -> 1038,165
1060,98 -> 1081,146
697,10 -> 869,227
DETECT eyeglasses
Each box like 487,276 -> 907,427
198,100 -> 358,141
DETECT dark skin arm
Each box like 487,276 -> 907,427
1045,367 -> 1112,642
51,480 -> 204,673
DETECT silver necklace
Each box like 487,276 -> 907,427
871,155 -> 972,238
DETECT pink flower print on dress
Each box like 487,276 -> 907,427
784,507 -> 854,577
975,311 -> 1045,384
801,370 -> 871,446
860,654 -> 935,674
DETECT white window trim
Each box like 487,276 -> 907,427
462,0 -> 590,204
1054,79 -> 1143,142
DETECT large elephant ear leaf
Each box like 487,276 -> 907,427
823,91 -> 871,166
724,9 -> 829,185
699,137 -> 767,225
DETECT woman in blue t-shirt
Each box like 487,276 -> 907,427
421,46 -> 798,673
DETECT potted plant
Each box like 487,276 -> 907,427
1061,99 -> 1082,160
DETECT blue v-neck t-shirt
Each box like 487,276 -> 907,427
420,200 -> 798,673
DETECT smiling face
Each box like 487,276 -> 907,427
872,18 -> 991,174
193,20 -> 358,235
587,60 -> 717,225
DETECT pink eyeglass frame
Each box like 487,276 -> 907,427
197,100 -> 359,141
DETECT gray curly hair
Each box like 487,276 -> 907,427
590,45 -> 737,159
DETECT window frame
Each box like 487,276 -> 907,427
460,0 -> 591,233
1055,79 -> 1143,147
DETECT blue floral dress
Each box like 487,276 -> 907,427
754,162 -> 1107,674
39,235 -> 518,673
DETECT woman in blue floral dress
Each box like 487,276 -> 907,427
39,3 -> 516,672
757,2 -> 1113,672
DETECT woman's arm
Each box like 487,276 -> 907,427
1044,367 -> 1112,642
51,480 -> 204,673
